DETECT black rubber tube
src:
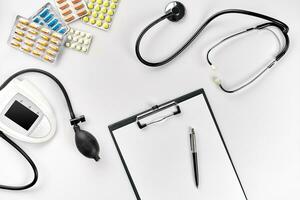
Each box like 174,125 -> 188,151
0,131 -> 38,190
0,68 -> 76,119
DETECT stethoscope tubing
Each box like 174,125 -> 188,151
135,9 -> 290,67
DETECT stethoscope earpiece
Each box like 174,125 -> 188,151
212,76 -> 221,85
165,1 -> 185,22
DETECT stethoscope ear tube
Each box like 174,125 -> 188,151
254,22 -> 290,61
207,22 -> 288,93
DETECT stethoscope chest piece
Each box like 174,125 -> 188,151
165,1 -> 185,22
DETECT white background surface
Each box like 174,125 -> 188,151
0,0 -> 299,199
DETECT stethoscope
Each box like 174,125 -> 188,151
135,1 -> 290,93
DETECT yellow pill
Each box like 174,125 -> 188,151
95,5 -> 101,11
49,44 -> 59,51
105,16 -> 111,22
102,22 -> 109,29
112,0 -> 118,2
101,7 -> 107,13
19,18 -> 29,25
46,49 -> 56,56
83,16 -> 89,22
29,23 -> 40,29
24,40 -> 34,47
37,39 -> 48,46
99,13 -> 105,20
11,40 -> 20,48
90,18 -> 96,24
16,23 -> 27,30
92,12 -> 98,17
36,45 -> 46,51
15,30 -> 24,36
97,0 -> 102,4
32,50 -> 41,57
96,20 -> 102,27
41,27 -> 51,34
28,29 -> 38,35
91,0 -> 96,2
41,34 -> 50,41
108,9 -> 114,16
21,45 -> 32,53
25,34 -> 36,41
13,35 -> 23,42
110,3 -> 116,9
103,1 -> 109,7
50,38 -> 60,45
88,3 -> 94,9
52,32 -> 63,40
44,55 -> 54,62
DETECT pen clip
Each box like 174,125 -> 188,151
136,101 -> 181,129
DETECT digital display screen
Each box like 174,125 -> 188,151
5,101 -> 38,130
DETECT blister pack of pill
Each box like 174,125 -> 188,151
82,0 -> 120,30
8,16 -> 65,63
54,0 -> 89,23
31,3 -> 69,35
64,28 -> 93,53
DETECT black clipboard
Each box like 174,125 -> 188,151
108,89 -> 248,200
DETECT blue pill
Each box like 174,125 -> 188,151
40,8 -> 49,18
58,28 -> 67,34
52,23 -> 61,31
48,19 -> 58,27
33,18 -> 40,23
39,22 -> 44,25
44,14 -> 53,22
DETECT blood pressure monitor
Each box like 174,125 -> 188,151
0,78 -> 56,143
0,68 -> 100,191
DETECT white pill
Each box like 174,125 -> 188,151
78,38 -> 84,44
71,43 -> 76,49
84,39 -> 90,45
67,35 -> 73,40
76,45 -> 82,50
65,42 -> 71,47
82,46 -> 87,52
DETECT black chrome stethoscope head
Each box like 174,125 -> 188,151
165,1 -> 186,22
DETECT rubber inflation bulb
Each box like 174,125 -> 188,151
74,125 -> 100,161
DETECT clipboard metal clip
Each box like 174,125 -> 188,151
136,101 -> 181,129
